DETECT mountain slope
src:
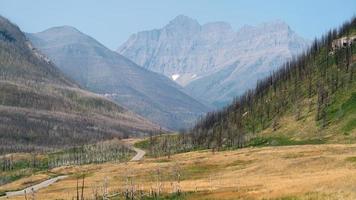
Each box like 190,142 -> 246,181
0,16 -> 159,153
139,17 -> 356,157
118,15 -> 310,107
28,26 -> 209,130
187,17 -> 356,149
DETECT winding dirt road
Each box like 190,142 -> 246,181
1,139 -> 146,198
130,146 -> 146,161
1,175 -> 68,198
122,138 -> 146,161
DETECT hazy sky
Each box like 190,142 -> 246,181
1,0 -> 355,49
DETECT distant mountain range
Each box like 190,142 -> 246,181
118,15 -> 310,107
28,26 -> 209,130
0,16 -> 160,153
26,15 -> 310,131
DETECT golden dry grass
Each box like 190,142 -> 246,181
0,173 -> 51,193
3,144 -> 356,199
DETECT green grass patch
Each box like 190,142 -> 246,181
328,91 -> 356,115
338,92 -> 356,116
109,192 -> 188,200
225,159 -> 253,168
272,191 -> 343,200
327,90 -> 356,129
154,158 -> 172,163
342,117 -> 356,133
345,156 -> 356,163
134,139 -> 151,150
247,136 -> 325,147
140,193 -> 186,200
182,163 -> 221,180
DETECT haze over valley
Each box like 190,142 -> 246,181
0,1 -> 355,199
27,26 -> 209,130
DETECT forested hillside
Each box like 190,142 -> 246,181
142,17 -> 356,156
0,16 -> 160,154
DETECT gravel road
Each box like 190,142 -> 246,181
0,140 -> 146,198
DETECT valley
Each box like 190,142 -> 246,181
0,2 -> 355,200
3,143 -> 356,200
27,26 -> 209,130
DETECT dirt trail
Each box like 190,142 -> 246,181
1,138 -> 146,198
1,175 -> 68,198
122,138 -> 146,161
130,146 -> 146,161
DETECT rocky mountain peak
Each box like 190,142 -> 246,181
37,26 -> 82,37
259,20 -> 295,37
33,25 -> 98,46
117,16 -> 310,107
165,15 -> 201,34
168,15 -> 199,26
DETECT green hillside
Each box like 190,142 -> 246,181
192,17 -> 356,148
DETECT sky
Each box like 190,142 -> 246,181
0,0 -> 355,50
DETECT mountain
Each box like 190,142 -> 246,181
0,16 -> 160,153
28,26 -> 209,130
145,17 -> 356,155
188,18 -> 356,149
118,15 -> 310,107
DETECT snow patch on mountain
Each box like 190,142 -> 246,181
171,74 -> 180,81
